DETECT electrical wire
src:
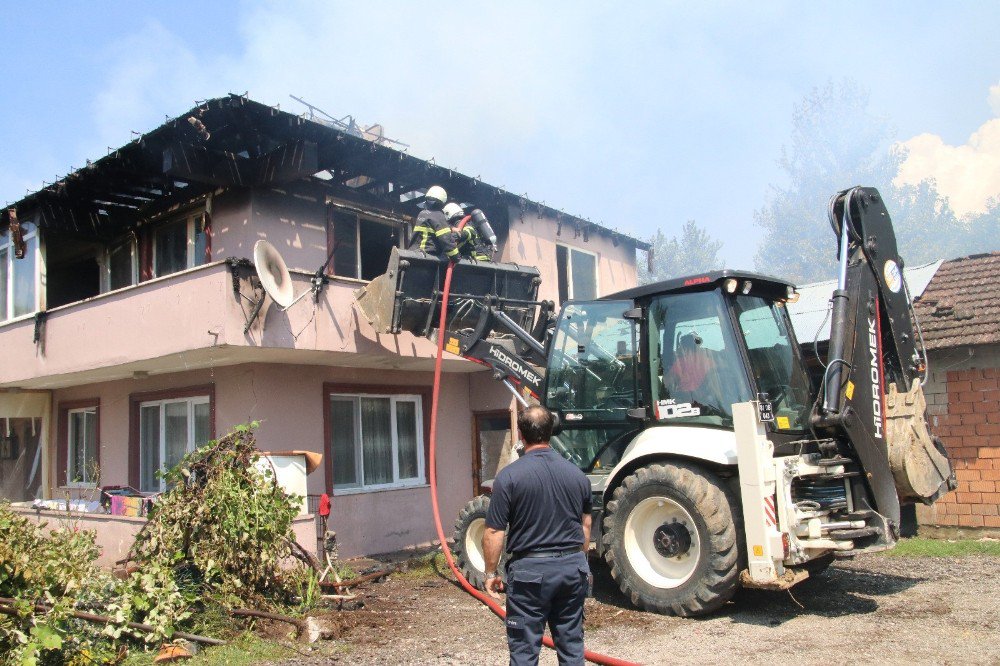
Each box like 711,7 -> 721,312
427,251 -> 637,666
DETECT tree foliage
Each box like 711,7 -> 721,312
754,80 -> 987,284
639,220 -> 724,284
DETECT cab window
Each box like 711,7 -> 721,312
648,291 -> 751,427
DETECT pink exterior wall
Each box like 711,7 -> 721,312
499,204 -> 638,303
48,363 -> 476,558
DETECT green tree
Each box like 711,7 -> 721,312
640,220 -> 723,284
754,80 -> 975,283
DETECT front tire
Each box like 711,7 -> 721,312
452,496 -> 506,589
603,462 -> 741,616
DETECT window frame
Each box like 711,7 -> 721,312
556,243 -> 599,301
327,205 -> 408,281
101,235 -> 139,293
1,218 -> 41,322
151,211 -> 209,279
57,398 -> 100,488
323,382 -> 431,495
129,385 -> 215,491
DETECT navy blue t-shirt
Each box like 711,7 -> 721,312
485,446 -> 593,554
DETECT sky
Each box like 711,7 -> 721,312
2,1 -> 998,269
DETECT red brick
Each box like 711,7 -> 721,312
937,514 -> 960,526
984,368 -> 999,379
972,504 -> 999,516
972,379 -> 999,391
989,412 -> 1000,424
969,480 -> 996,492
956,469 -> 981,482
959,514 -> 986,527
964,413 -> 987,425
981,469 -> 1000,481
985,516 -> 1000,527
982,492 -> 1000,504
971,458 -> 997,471
948,380 -> 972,393
947,370 -> 963,382
980,447 -> 1000,459
952,402 -> 974,415
968,435 -> 992,447
955,447 -> 979,459
959,391 -> 984,403
953,503 -> 972,515
956,491 -> 983,503
951,424 -> 977,437
975,401 -> 997,414
977,423 -> 1000,436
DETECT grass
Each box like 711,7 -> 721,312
121,631 -> 351,665
880,537 -> 1000,558
396,551 -> 449,579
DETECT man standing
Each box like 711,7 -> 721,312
483,405 -> 592,666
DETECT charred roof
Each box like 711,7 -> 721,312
3,94 -> 648,250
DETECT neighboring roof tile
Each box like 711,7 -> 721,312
913,252 -> 1000,350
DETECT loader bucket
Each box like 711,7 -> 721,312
354,247 -> 541,336
885,379 -> 956,503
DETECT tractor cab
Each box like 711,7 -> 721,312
544,271 -> 813,473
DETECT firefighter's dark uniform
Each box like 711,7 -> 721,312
456,224 -> 491,261
408,209 -> 459,260
486,447 -> 592,666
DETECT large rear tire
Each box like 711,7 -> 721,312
603,462 -> 741,616
452,495 -> 506,589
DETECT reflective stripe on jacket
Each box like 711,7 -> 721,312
408,210 -> 458,257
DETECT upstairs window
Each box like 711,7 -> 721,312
153,212 -> 208,278
103,236 -> 138,292
556,244 -> 598,302
1,220 -> 39,321
330,209 -> 406,281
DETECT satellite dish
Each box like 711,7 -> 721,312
253,240 -> 295,307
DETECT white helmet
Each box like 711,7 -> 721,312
425,185 -> 447,206
442,202 -> 464,223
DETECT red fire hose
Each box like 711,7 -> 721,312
427,244 -> 638,666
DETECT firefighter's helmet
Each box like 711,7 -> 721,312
443,202 -> 464,223
425,185 -> 447,207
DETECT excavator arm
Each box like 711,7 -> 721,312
814,187 -> 955,528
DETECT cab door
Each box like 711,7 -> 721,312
544,300 -> 641,469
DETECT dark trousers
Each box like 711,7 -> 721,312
505,551 -> 589,666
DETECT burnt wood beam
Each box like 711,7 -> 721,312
254,140 -> 318,186
162,141 -> 252,187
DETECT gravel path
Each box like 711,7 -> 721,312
267,553 -> 1000,665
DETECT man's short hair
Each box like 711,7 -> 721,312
517,405 -> 554,445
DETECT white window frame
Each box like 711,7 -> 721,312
328,392 -> 425,494
331,210 -> 407,281
101,236 -> 139,293
139,395 -> 210,492
0,220 -> 41,322
152,211 -> 207,278
67,407 -> 98,487
557,243 -> 599,300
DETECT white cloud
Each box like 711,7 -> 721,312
895,82 -> 1000,217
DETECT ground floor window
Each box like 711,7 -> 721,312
328,393 -> 424,492
139,396 -> 211,491
67,407 -> 98,485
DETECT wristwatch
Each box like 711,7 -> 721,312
485,572 -> 499,580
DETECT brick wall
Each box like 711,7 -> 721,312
916,344 -> 1000,530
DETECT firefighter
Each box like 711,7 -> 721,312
408,185 -> 460,261
443,202 -> 492,261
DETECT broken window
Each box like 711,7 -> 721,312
139,395 -> 211,492
0,417 -> 43,501
1,220 -> 38,321
153,212 -> 209,278
67,407 -> 98,485
328,393 -> 424,492
556,244 -> 598,302
329,210 -> 405,281
104,236 -> 137,292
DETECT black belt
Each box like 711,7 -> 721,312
512,548 -> 579,560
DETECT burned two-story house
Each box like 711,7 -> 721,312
0,94 -> 647,559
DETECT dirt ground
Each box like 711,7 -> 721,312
265,552 -> 1000,665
